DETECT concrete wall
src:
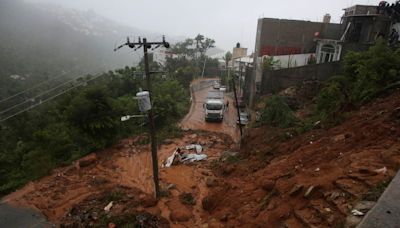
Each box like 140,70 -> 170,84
342,16 -> 392,43
256,18 -> 342,57
264,53 -> 316,69
232,47 -> 247,59
260,61 -> 341,94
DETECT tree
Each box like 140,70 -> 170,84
66,86 -> 118,149
262,56 -> 280,71
194,34 -> 215,59
171,38 -> 195,59
223,51 -> 232,69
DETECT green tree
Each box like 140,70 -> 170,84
66,86 -> 118,149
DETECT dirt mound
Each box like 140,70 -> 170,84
2,129 -> 236,227
205,90 -> 400,227
60,185 -> 169,227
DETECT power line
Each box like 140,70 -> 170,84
0,70 -> 96,115
0,66 -> 81,104
0,72 -> 103,122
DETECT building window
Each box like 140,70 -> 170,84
319,44 -> 335,63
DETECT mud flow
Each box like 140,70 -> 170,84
2,79 -> 241,227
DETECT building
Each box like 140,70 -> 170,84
248,3 -> 394,107
253,17 -> 343,84
252,17 -> 342,96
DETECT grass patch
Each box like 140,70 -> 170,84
226,154 -> 241,164
107,191 -> 126,202
362,178 -> 392,201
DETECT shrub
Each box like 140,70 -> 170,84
261,95 -> 299,128
314,39 -> 400,124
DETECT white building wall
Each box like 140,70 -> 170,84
268,53 -> 316,69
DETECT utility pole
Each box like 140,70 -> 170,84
114,36 -> 170,199
231,77 -> 242,138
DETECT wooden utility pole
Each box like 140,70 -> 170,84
115,36 -> 170,199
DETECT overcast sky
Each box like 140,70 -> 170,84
30,0 -> 382,52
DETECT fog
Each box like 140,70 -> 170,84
26,0 -> 383,52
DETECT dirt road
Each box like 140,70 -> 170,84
180,79 -> 240,142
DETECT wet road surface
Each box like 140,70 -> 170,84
180,79 -> 240,142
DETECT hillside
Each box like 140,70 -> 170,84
205,89 -> 400,227
0,0 -> 152,99
1,76 -> 399,227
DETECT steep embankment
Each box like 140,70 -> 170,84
204,90 -> 400,227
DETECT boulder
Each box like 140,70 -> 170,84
169,209 -> 192,222
259,179 -> 275,191
202,196 -> 217,211
206,177 -> 217,187
77,153 -> 97,168
139,194 -> 158,208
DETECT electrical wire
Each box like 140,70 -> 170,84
0,72 -> 103,122
0,70 -> 96,115
0,66 -> 80,104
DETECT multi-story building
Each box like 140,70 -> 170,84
248,3 -> 393,107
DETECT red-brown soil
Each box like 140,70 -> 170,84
2,80 -> 400,227
204,90 -> 400,227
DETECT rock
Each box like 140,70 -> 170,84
259,179 -> 275,191
222,166 -> 235,176
202,196 -> 217,211
179,192 -> 196,205
166,183 -> 176,190
169,209 -> 192,222
289,184 -> 303,196
140,194 -> 158,208
77,153 -> 97,168
104,201 -> 113,212
163,139 -> 174,144
206,177 -> 217,187
189,134 -> 198,139
353,201 -> 376,213
374,167 -> 387,174
332,134 -> 346,142
345,215 -> 362,228
351,209 -> 364,216
219,214 -> 229,222
90,211 -> 98,221
304,185 -> 317,198
147,207 -> 162,216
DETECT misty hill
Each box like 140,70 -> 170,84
0,0 -> 157,98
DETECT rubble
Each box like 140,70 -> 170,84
104,201 -> 113,212
289,184 -> 303,196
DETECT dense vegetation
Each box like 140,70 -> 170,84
0,29 -> 224,196
0,66 -> 191,196
314,39 -> 400,124
260,39 -> 400,128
